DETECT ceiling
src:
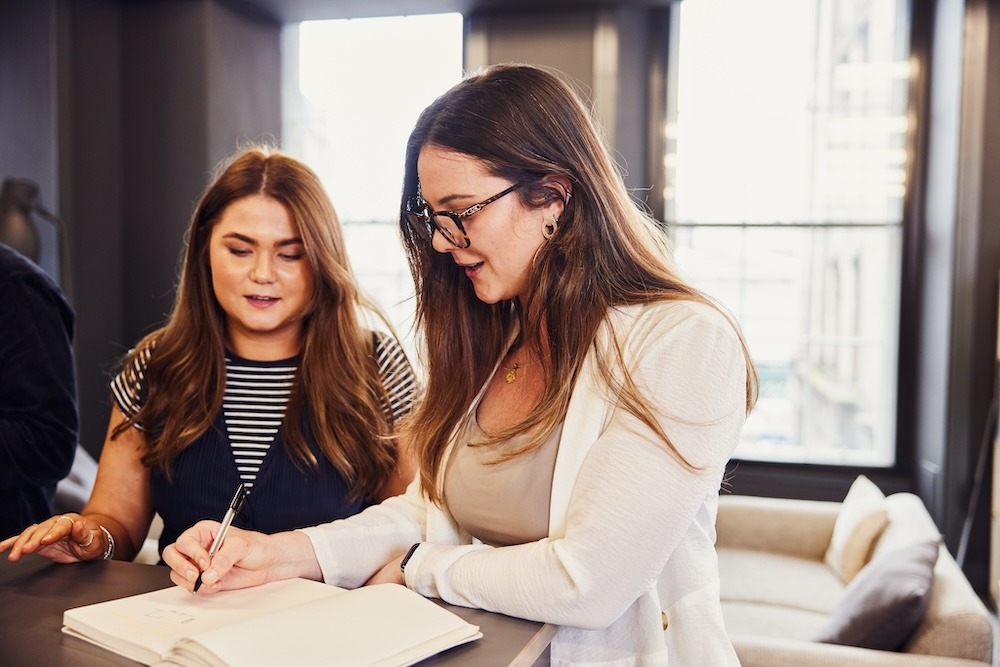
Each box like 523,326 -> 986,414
228,0 -> 677,23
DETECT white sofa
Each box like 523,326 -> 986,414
717,492 -> 995,666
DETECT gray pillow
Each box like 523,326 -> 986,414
814,539 -> 939,650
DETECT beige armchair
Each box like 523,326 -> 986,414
717,493 -> 995,666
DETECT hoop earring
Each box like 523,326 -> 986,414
542,216 -> 559,240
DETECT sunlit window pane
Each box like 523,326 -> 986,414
669,0 -> 910,466
283,14 -> 463,351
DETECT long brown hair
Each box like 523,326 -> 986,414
398,64 -> 759,503
113,146 -> 400,501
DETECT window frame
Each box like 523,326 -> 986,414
659,0 -> 928,496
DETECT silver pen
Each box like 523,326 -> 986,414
193,483 -> 247,592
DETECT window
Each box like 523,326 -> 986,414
667,0 -> 911,466
282,14 -> 464,356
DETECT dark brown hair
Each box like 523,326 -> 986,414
113,146 -> 400,501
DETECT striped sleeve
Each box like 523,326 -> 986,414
373,332 -> 417,424
109,341 -> 154,426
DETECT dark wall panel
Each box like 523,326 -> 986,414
65,0 -> 126,457
120,1 -> 211,346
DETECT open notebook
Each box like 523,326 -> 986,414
62,578 -> 482,667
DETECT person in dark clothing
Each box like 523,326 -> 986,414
0,241 -> 78,537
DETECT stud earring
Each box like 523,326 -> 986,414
542,216 -> 559,240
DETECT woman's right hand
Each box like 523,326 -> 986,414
0,514 -> 105,563
163,522 -> 322,594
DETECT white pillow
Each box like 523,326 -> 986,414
824,475 -> 889,583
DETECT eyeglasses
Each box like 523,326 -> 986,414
404,181 -> 525,249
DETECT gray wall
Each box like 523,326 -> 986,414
64,0 -> 126,459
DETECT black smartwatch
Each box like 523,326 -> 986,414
400,543 -> 420,573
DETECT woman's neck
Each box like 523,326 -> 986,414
514,309 -> 549,357
225,331 -> 302,361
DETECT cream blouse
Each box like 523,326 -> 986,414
443,412 -> 562,547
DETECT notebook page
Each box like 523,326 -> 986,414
166,583 -> 481,667
63,579 -> 347,665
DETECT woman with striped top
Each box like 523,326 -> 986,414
2,146 -> 418,564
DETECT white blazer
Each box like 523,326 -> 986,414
303,301 -> 747,665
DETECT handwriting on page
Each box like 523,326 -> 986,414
145,609 -> 196,625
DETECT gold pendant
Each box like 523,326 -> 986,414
505,363 -> 519,384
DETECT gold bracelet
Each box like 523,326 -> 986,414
98,525 -> 115,561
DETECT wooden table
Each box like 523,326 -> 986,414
0,555 -> 552,666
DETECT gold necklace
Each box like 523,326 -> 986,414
502,346 -> 546,384
503,356 -> 543,383
504,363 -> 521,384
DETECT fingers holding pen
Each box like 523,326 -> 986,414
164,522 -> 267,594
163,520 -> 220,592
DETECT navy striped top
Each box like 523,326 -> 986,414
111,332 -> 417,489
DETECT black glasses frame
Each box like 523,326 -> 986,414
405,181 -> 525,249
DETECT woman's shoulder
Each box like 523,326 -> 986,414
368,329 -> 415,382
112,332 -> 162,389
598,300 -> 744,378
116,334 -> 159,373
133,333 -> 160,357
367,329 -> 417,421
370,329 -> 407,362
608,299 -> 735,338
111,335 -> 160,418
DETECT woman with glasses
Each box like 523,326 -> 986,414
163,66 -> 757,665
2,146 -> 417,565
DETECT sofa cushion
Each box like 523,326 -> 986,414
724,600 -> 829,642
814,539 -> 938,651
824,474 -> 888,583
719,547 -> 844,614
871,493 -> 943,558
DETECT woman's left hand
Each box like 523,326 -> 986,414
364,555 -> 404,586
0,514 -> 102,563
